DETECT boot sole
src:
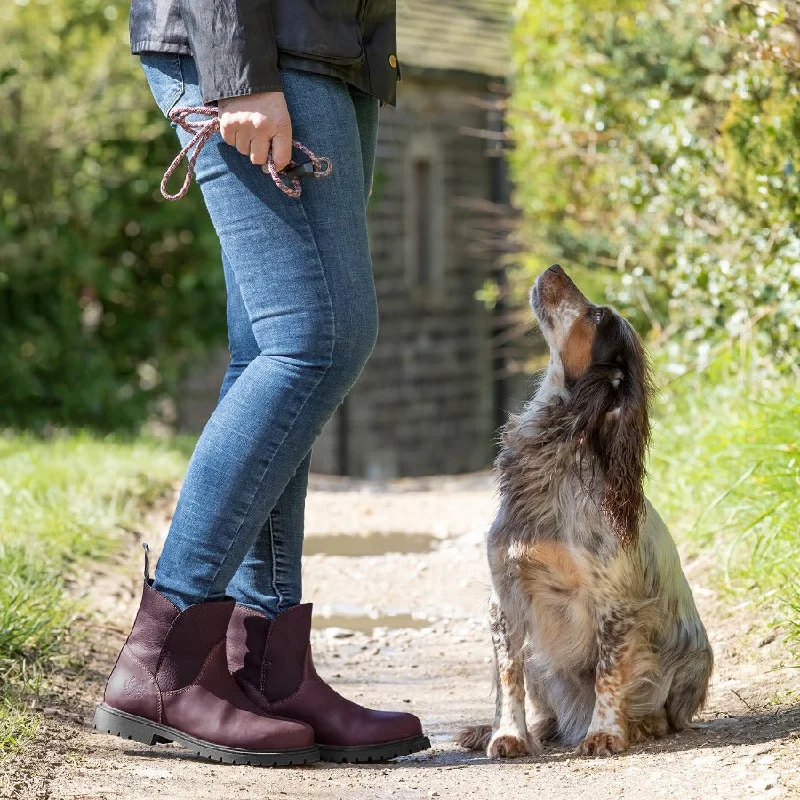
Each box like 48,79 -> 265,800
93,703 -> 319,766
318,735 -> 431,763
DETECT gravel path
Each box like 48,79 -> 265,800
4,474 -> 799,799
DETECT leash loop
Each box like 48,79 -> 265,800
160,106 -> 333,201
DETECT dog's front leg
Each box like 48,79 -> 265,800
578,606 -> 638,756
487,592 -> 533,758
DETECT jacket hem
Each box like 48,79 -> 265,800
210,84 -> 286,105
279,54 -> 395,106
131,40 -> 191,56
131,43 -> 396,106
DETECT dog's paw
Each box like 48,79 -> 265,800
487,732 -> 533,759
577,730 -> 628,757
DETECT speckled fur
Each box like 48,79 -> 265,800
458,266 -> 713,758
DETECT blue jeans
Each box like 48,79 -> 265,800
140,54 -> 379,616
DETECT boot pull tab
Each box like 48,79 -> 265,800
142,542 -> 151,582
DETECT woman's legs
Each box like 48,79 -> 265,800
212,248 -> 309,616
225,84 -> 381,617
143,55 -> 379,611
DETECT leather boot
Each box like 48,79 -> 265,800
227,603 -> 430,763
94,556 -> 318,766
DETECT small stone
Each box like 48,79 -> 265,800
326,627 -> 355,639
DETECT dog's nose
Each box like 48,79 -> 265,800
548,264 -> 564,274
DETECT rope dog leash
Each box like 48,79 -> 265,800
161,106 -> 333,201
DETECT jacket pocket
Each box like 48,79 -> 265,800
139,53 -> 185,117
271,0 -> 364,64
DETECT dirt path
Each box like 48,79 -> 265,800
4,474 -> 799,800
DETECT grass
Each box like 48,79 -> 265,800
646,355 -> 799,651
0,432 -> 188,756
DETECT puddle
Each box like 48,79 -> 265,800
311,606 -> 435,632
303,531 -> 438,557
312,613 -> 432,632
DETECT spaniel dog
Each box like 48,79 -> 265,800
459,265 -> 713,758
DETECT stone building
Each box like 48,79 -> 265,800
310,1 -> 515,478
179,1 -> 516,478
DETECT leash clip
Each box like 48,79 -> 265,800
283,156 -> 333,180
265,142 -> 333,198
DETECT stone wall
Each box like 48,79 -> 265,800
311,75 -> 499,478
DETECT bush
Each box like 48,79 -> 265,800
0,0 -> 225,429
510,0 -> 800,373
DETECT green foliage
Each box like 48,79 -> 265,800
647,361 -> 799,647
510,0 -> 800,372
0,0 -> 224,429
511,0 -> 799,644
0,432 -> 188,755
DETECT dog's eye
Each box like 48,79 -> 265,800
590,307 -> 605,324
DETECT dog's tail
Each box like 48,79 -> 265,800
456,724 -> 492,751
666,644 -> 714,730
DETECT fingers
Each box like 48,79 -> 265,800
219,114 -> 237,148
218,91 -> 295,173
221,115 -> 286,168
222,117 -> 290,169
249,134 -> 270,166
234,128 -> 252,157
270,129 -> 293,172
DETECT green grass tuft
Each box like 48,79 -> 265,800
0,432 -> 188,757
647,357 -> 799,650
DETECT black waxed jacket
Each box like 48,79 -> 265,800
130,0 -> 398,105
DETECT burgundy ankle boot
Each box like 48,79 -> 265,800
94,565 -> 318,766
227,603 -> 430,763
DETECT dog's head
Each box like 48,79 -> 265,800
531,264 -> 652,546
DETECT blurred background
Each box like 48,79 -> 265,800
1,0 -> 798,767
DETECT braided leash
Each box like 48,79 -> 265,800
161,106 -> 333,201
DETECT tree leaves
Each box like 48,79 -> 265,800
511,0 -> 800,374
0,0 -> 225,430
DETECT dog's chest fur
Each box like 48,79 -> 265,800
490,414 -> 636,674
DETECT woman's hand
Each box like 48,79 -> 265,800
218,92 -> 293,171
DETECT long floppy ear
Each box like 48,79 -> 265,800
569,340 -> 651,548
597,389 -> 649,547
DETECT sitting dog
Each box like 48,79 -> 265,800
459,265 -> 713,758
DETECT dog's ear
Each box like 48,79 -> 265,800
597,390 -> 649,547
569,334 -> 651,548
